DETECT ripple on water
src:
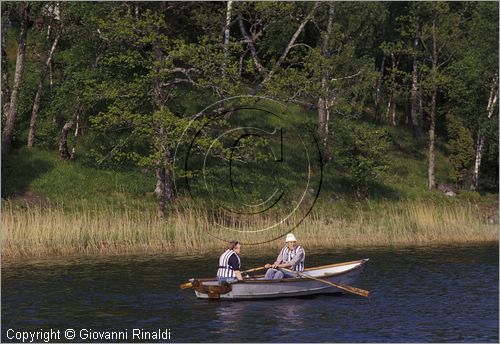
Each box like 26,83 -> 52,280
2,243 -> 498,342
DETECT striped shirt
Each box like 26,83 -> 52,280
217,249 -> 241,278
276,245 -> 305,271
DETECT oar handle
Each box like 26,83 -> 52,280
180,266 -> 266,290
242,266 -> 266,274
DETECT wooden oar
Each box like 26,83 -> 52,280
280,267 -> 370,298
179,266 -> 266,290
242,266 -> 266,274
180,281 -> 194,290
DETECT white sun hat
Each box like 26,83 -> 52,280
285,233 -> 297,242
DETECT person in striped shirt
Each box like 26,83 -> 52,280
264,233 -> 305,279
216,240 -> 243,284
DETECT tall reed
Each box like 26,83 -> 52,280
2,200 -> 497,259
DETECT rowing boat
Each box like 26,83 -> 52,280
189,258 -> 369,300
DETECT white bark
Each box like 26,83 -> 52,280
486,74 -> 498,120
471,134 -> 485,190
238,12 -> 266,75
1,13 -> 10,118
410,34 -> 422,137
427,15 -> 437,190
28,32 -> 60,148
2,5 -> 28,153
239,2 -> 319,87
219,0 -> 234,107
471,74 -> 498,190
385,52 -> 398,126
318,2 -> 334,141
222,1 -> 233,81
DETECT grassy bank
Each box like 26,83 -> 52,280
3,200 -> 497,259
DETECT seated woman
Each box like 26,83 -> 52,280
216,240 -> 243,284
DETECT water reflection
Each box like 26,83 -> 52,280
271,301 -> 306,331
214,302 -> 248,334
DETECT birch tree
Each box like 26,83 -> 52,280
262,2 -> 384,142
419,2 -> 462,189
222,0 -> 233,82
446,2 -> 499,190
27,4 -> 61,148
237,1 -> 319,90
1,4 -> 11,118
1,3 -> 29,154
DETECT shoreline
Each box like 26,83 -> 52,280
2,240 -> 499,266
3,233 -> 498,263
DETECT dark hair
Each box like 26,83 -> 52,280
229,240 -> 240,250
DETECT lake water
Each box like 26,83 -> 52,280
2,244 -> 498,342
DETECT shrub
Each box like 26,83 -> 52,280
327,117 -> 389,198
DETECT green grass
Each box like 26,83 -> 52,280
2,147 -> 156,211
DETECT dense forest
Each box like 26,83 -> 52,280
1,1 -> 498,219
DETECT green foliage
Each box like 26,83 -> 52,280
446,114 -> 474,186
328,117 -> 389,198
1,1 -> 497,211
456,190 -> 481,203
264,1 -> 385,116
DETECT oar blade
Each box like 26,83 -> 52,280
179,282 -> 193,290
339,284 -> 370,297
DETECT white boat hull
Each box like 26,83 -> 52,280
191,259 -> 369,300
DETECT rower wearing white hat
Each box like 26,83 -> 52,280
264,233 -> 305,280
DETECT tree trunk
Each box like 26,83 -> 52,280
391,99 -> 397,126
222,0 -> 233,81
155,136 -> 174,220
218,0 -> 234,113
428,88 -> 437,190
1,4 -> 28,154
471,133 -> 485,191
59,106 -> 79,160
470,74 -> 498,190
238,12 -> 266,75
318,2 -> 334,142
427,16 -> 437,190
385,96 -> 392,121
1,13 -> 10,118
385,53 -> 398,126
58,40 -> 106,160
28,32 -> 60,148
418,87 -> 424,130
318,96 -> 328,139
260,1 -> 319,86
385,95 -> 397,126
410,22 -> 423,139
152,32 -> 175,220
374,54 -> 385,119
154,116 -> 175,220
